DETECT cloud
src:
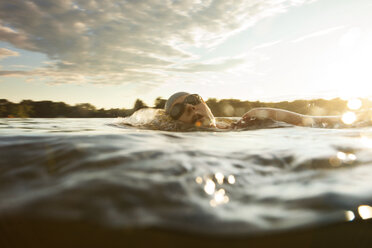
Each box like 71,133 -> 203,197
170,56 -> 246,72
0,0 -> 315,86
0,70 -> 29,76
252,40 -> 282,50
0,48 -> 19,60
291,25 -> 346,43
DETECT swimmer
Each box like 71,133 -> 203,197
164,92 -> 364,129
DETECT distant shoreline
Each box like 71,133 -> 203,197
1,97 -> 371,118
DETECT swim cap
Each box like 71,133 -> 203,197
165,92 -> 189,114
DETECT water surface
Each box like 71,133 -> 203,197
1,118 -> 372,236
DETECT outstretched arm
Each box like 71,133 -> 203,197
235,108 -> 342,127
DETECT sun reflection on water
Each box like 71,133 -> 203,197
195,176 -> 203,184
204,179 -> 216,195
210,189 -> 229,207
196,173 -> 236,207
329,151 -> 357,166
358,205 -> 372,220
215,172 -> 224,185
227,175 -> 236,184
345,210 -> 355,221
336,151 -> 346,160
344,205 -> 372,222
342,112 -> 357,125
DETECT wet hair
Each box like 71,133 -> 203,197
164,92 -> 189,114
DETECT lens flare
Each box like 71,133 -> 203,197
342,112 -> 356,125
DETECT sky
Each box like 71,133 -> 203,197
0,0 -> 372,109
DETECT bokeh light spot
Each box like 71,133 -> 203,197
227,175 -> 236,184
345,211 -> 355,221
215,172 -> 224,185
358,205 -> 372,220
195,176 -> 203,184
347,153 -> 357,161
204,179 -> 215,195
337,152 -> 346,160
342,112 -> 356,125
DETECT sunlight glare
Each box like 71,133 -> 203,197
335,151 -> 357,165
337,152 -> 346,160
361,136 -> 372,148
347,153 -> 357,161
214,189 -> 225,203
210,188 -> 229,207
204,179 -> 215,195
358,205 -> 372,220
195,176 -> 203,184
345,210 -> 355,221
215,172 -> 224,185
227,175 -> 236,184
342,112 -> 356,125
347,98 -> 362,110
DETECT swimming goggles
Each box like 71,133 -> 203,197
169,94 -> 203,120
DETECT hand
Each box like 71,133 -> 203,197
233,111 -> 258,128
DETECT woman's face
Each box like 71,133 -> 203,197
170,94 -> 216,127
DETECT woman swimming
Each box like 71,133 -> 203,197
164,92 -> 362,129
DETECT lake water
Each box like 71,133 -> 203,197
1,118 -> 372,245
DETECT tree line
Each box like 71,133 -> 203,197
0,97 -> 370,118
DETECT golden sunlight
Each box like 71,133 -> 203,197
341,112 -> 357,125
227,175 -> 236,184
336,151 -> 346,160
345,211 -> 355,221
198,173 -> 233,208
358,205 -> 372,220
347,98 -> 362,110
215,172 -> 224,185
204,179 -> 216,195
210,189 -> 229,207
195,176 -> 203,184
